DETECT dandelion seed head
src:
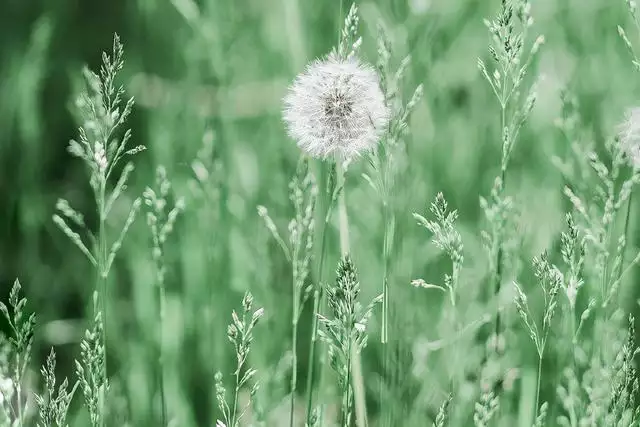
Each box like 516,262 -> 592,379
618,107 -> 640,168
283,53 -> 389,160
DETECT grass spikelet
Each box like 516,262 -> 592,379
143,165 -> 185,425
479,0 -> 543,347
0,279 -> 36,427
318,256 -> 382,426
54,35 -> 144,424
35,349 -> 79,427
473,389 -> 499,427
258,157 -> 317,426
75,293 -> 107,427
215,292 -> 264,427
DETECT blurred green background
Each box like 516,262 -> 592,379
1,0 -> 640,425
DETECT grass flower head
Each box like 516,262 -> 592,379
283,53 -> 389,160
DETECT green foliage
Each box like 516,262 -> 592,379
5,0 -> 640,426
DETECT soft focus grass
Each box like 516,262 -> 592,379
1,0 -> 640,425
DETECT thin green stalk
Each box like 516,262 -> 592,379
337,164 -> 350,256
534,327 -> 550,420
616,190 -> 633,281
15,353 -> 22,427
602,223 -> 613,300
381,198 -> 393,343
570,304 -> 577,345
344,331 -> 353,427
159,284 -> 167,426
380,200 -> 393,427
290,266 -> 300,426
231,371 -> 241,427
381,242 -> 389,345
599,189 -> 634,312
305,204 -> 330,425
229,310 -> 245,427
339,0 -> 343,43
493,102 -> 508,342
534,353 -> 542,419
592,215 -> 614,349
290,329 -> 298,427
98,176 -> 108,427
447,264 -> 460,416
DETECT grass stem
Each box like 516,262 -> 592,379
534,353 -> 543,420
15,353 -> 23,427
493,93 -> 508,345
290,317 -> 298,427
290,260 -> 300,426
616,190 -> 633,281
159,284 -> 167,425
98,176 -> 109,427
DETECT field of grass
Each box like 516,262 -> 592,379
2,0 -> 640,426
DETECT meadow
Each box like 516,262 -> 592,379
2,0 -> 640,426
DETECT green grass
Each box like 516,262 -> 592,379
2,0 -> 640,426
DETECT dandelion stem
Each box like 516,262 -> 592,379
305,188 -> 331,425
381,198 -> 394,426
381,201 -> 392,344
337,163 -> 350,256
335,162 -> 368,427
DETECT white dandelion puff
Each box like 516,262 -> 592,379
283,53 -> 390,160
618,107 -> 640,168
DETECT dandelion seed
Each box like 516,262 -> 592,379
618,107 -> 640,168
283,53 -> 389,160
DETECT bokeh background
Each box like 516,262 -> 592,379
1,0 -> 640,425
